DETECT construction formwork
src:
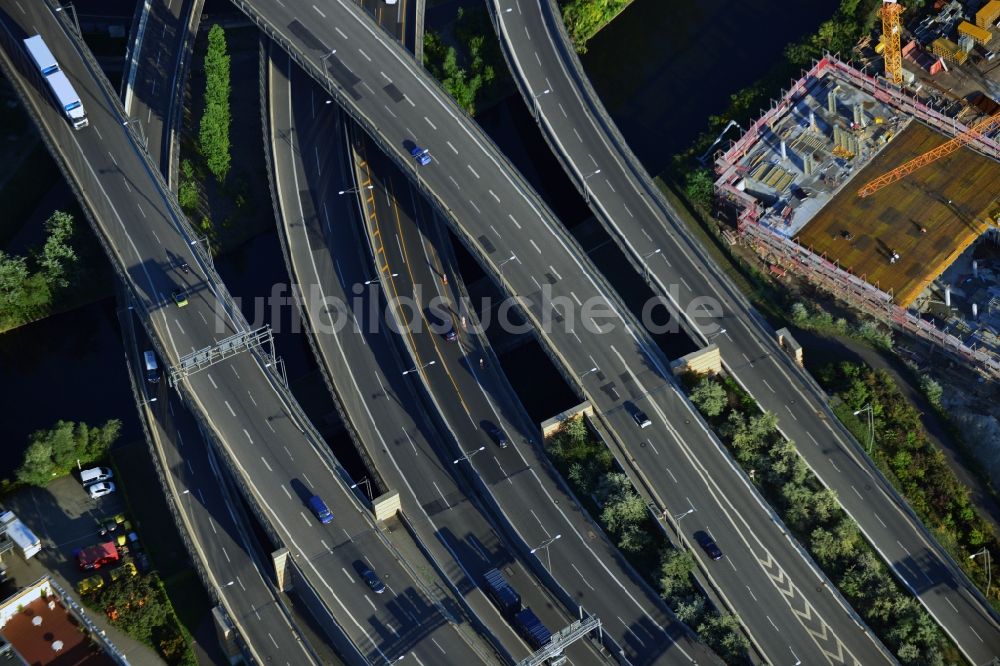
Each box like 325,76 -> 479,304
713,54 -> 1000,380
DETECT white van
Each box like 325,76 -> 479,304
144,350 -> 159,383
80,467 -> 113,486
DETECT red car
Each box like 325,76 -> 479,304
77,542 -> 119,571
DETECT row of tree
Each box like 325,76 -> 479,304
820,361 -> 1000,608
687,373 -> 951,663
199,25 -> 231,183
423,7 -> 504,116
559,0 -> 633,53
15,419 -> 121,487
547,416 -> 750,662
0,211 -> 79,331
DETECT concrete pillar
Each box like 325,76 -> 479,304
827,88 -> 838,115
853,103 -> 864,127
945,285 -> 951,306
973,260 -> 979,278
804,153 -> 814,175
780,140 -> 787,161
972,303 -> 978,319
212,606 -> 242,662
809,110 -> 817,131
273,547 -> 292,592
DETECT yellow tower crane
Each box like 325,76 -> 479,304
881,0 -> 904,85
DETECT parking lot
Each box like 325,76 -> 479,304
0,474 -> 162,665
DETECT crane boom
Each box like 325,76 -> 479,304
857,111 -> 1000,198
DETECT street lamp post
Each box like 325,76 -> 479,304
642,248 -> 661,283
320,49 -> 337,89
122,118 -> 148,151
580,366 -> 599,380
339,184 -> 374,195
498,253 -> 517,293
55,3 -> 81,36
853,404 -> 875,453
531,88 -> 550,121
350,477 -> 373,500
582,169 -> 601,203
365,273 -> 398,285
970,548 -> 992,598
708,327 -> 727,341
402,360 -> 435,376
453,446 -> 485,465
530,534 -> 562,571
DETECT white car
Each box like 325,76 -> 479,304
87,482 -> 116,499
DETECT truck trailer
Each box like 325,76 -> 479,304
22,35 -> 88,129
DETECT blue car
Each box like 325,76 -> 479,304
307,495 -> 333,524
410,145 -> 431,166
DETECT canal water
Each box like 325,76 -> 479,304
581,0 -> 841,176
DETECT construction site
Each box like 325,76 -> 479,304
713,1 -> 1000,380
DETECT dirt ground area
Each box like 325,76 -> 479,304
798,121 -> 999,306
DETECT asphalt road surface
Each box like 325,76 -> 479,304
266,44 -> 607,665
491,0 -> 1000,662
232,1 -> 896,664
0,4 -> 492,664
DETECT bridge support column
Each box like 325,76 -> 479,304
211,606 -> 243,664
272,547 -> 292,592
372,491 -> 401,522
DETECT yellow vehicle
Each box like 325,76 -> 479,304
109,562 -> 137,582
76,574 -> 104,594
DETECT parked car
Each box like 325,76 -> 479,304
353,560 -> 386,594
307,495 -> 334,524
410,145 -> 431,166
80,467 -> 113,486
76,574 -> 104,594
77,542 -> 119,570
87,482 -> 116,499
694,530 -> 723,561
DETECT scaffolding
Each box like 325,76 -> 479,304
713,54 -> 1000,380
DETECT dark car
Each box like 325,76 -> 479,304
307,495 -> 334,525
410,145 -> 431,166
694,530 -> 723,560
484,422 -> 509,449
625,401 -> 652,428
353,560 -> 386,594
444,326 -> 457,342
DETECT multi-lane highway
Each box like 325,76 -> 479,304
113,1 -> 326,660
119,304 -> 325,666
0,3 -> 494,664
490,1 -> 1000,662
265,44 -> 607,665
230,1 -> 896,664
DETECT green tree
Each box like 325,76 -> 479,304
15,419 -> 121,486
919,375 -> 943,408
0,250 -> 31,318
697,612 -> 749,662
689,377 -> 727,417
659,549 -> 694,598
683,169 -> 715,213
199,24 -> 231,182
39,211 -> 77,289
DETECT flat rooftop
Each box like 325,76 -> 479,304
2,596 -> 115,666
798,121 -> 1000,306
